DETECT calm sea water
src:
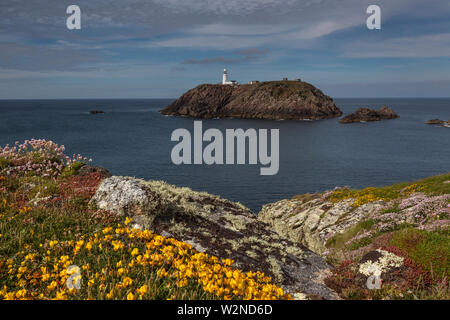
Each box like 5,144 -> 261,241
1,98 -> 449,212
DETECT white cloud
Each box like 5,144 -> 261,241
342,33 -> 450,58
189,23 -> 292,36
147,35 -> 269,49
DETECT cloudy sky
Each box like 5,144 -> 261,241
0,0 -> 449,99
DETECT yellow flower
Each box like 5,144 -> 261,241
118,268 -> 128,276
122,277 -> 132,287
138,285 -> 148,295
49,240 -> 58,248
176,278 -> 188,288
47,281 -> 57,291
124,217 -> 132,225
126,292 -> 135,300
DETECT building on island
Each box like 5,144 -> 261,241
222,69 -> 238,85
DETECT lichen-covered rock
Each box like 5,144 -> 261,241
358,249 -> 404,277
258,195 -> 385,254
90,176 -> 339,299
258,191 -> 450,262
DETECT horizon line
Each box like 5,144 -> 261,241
1,97 -> 450,101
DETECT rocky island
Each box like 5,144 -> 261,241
339,106 -> 399,123
160,80 -> 342,121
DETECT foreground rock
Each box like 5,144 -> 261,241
90,176 -> 339,299
258,193 -> 385,255
160,81 -> 342,120
339,106 -> 399,123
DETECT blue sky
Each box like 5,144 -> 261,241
0,0 -> 449,99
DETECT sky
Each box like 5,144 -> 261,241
0,0 -> 450,99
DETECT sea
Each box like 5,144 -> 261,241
0,98 -> 449,213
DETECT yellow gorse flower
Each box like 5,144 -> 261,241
0,218 -> 291,301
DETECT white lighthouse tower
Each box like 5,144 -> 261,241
222,68 -> 236,85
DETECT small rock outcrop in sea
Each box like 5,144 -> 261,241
339,106 -> 399,123
426,119 -> 450,127
90,110 -> 105,114
160,81 -> 343,120
90,176 -> 339,299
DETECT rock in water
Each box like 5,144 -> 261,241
160,81 -> 342,120
426,119 -> 450,126
339,106 -> 399,123
90,176 -> 339,299
90,110 -> 105,114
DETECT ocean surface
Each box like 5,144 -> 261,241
1,98 -> 449,212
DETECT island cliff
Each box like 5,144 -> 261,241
160,81 -> 342,120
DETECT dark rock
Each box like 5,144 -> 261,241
77,165 -> 112,178
160,81 -> 342,121
90,110 -> 105,114
339,106 -> 399,124
426,119 -> 450,126
360,250 -> 383,264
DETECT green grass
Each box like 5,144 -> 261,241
61,161 -> 86,178
325,219 -> 375,250
322,173 -> 450,208
390,228 -> 450,279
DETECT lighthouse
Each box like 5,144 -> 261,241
222,68 -> 237,85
